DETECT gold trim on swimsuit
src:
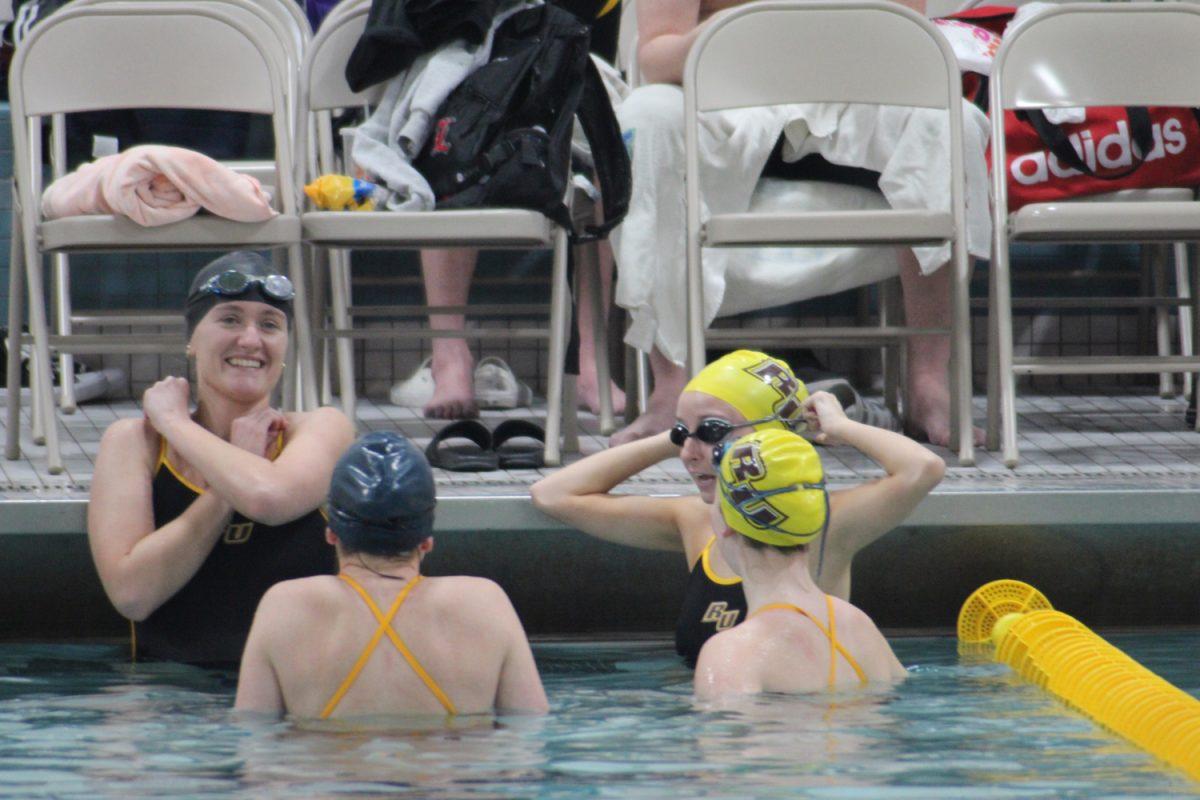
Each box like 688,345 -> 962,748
320,574 -> 456,718
749,595 -> 868,688
156,431 -> 286,495
700,536 -> 742,587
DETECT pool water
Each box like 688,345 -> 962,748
1,633 -> 1197,798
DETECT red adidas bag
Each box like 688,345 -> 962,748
993,106 -> 1200,211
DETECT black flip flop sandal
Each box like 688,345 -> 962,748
426,419 -> 499,472
492,419 -> 545,470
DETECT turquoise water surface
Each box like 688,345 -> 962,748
0,634 -> 1197,798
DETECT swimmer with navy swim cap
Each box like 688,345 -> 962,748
236,432 -> 548,718
87,251 -> 355,665
693,428 -> 909,699
533,349 -> 946,667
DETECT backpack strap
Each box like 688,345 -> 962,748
570,55 -> 631,243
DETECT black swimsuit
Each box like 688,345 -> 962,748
674,537 -> 748,668
136,438 -> 335,665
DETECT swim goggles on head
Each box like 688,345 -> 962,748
669,414 -> 782,447
195,269 -> 295,302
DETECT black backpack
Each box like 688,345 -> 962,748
412,4 -> 630,241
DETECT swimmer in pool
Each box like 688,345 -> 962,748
531,350 -> 944,667
87,252 -> 355,665
235,431 -> 548,718
695,425 -> 909,697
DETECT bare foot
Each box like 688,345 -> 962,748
905,371 -> 984,447
425,347 -> 478,420
609,405 -> 675,446
577,374 -> 627,417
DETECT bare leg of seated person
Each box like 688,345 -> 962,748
576,238 -> 626,417
609,347 -> 689,446
422,248 -> 478,420
900,249 -> 984,447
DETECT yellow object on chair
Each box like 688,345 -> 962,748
304,174 -> 382,211
958,580 -> 1200,783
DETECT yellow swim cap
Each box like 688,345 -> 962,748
717,429 -> 828,547
682,350 -> 808,431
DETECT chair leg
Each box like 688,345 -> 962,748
22,236 -> 63,474
1175,242 -> 1193,401
328,249 -> 358,423
6,213 -> 25,461
310,247 -> 334,408
993,239 -> 1019,467
543,228 -> 572,466
880,278 -> 901,416
952,247 -> 974,466
1192,245 -> 1200,433
1152,245 -> 1174,398
52,253 -> 76,414
985,256 -> 1001,453
285,243 -> 319,411
634,347 -> 651,424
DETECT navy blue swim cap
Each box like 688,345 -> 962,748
185,251 -> 293,338
327,431 -> 437,556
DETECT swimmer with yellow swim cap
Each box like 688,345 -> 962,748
693,428 -> 909,699
532,350 -> 944,667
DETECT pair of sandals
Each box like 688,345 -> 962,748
425,419 -> 546,471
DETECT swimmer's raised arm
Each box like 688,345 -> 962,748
87,418 -> 234,621
144,378 -> 355,526
808,392 -> 944,571
530,432 -> 689,552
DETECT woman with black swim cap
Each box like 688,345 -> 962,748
88,251 -> 355,664
532,349 -> 944,667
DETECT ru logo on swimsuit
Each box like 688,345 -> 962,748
222,522 -> 254,545
702,601 -> 741,631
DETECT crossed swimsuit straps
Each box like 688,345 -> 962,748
748,594 -> 869,688
320,574 -> 457,719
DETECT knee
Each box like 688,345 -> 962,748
618,84 -> 686,140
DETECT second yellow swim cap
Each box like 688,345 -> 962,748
683,350 -> 808,431
717,429 -> 828,547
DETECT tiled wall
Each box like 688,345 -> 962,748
0,104 -> 1181,402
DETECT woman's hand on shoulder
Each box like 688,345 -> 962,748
800,391 -> 850,446
231,407 -> 289,458
141,376 -> 191,433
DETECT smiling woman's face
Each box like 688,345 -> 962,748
190,300 -> 288,404
674,390 -> 749,504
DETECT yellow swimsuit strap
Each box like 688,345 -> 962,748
750,596 -> 868,687
319,574 -> 457,718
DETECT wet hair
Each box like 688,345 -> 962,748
326,432 -> 436,558
184,251 -> 293,338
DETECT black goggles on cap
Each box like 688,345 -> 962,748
196,270 -> 295,303
669,414 -> 787,447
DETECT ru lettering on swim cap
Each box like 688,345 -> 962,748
717,429 -> 828,547
683,350 -> 808,431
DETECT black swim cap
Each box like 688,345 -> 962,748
327,432 -> 437,556
184,251 -> 293,338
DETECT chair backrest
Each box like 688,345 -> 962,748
684,0 -> 959,114
9,2 -> 297,212
682,0 -> 965,235
616,0 -> 639,86
989,3 -> 1200,212
993,4 -> 1200,112
300,4 -> 385,176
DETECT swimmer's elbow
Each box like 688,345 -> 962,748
236,484 -> 299,527
529,480 -> 566,517
916,452 -> 946,491
108,585 -> 158,623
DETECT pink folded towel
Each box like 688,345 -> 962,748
42,144 -> 277,226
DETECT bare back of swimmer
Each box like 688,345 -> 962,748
236,433 -> 547,718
